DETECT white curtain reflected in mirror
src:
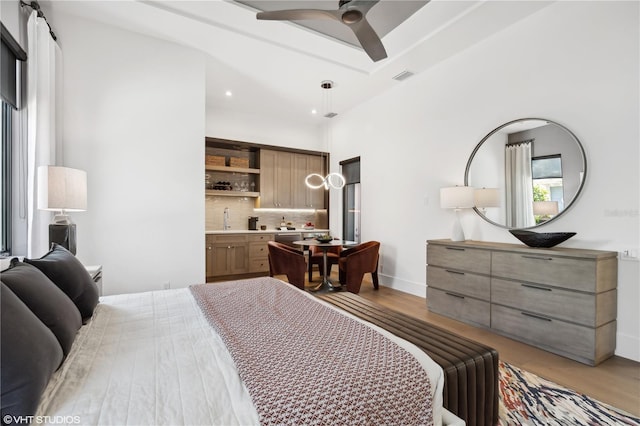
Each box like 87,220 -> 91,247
505,141 -> 535,228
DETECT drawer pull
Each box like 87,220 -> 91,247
521,283 -> 552,291
521,312 -> 552,322
522,255 -> 553,261
446,247 -> 465,251
445,292 -> 465,299
445,269 -> 465,275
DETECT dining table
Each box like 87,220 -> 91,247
293,239 -> 357,293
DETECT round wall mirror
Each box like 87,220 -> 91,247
464,118 -> 586,229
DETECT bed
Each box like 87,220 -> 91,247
2,246 -> 464,426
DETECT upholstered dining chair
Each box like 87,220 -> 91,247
308,244 -> 342,282
267,241 -> 306,290
338,241 -> 380,294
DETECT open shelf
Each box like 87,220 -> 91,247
205,165 -> 260,174
205,190 -> 260,198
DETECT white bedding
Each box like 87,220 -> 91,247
37,282 -> 447,425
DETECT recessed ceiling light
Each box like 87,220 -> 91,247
311,109 -> 317,115
225,90 -> 233,97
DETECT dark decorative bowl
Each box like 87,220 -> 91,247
315,236 -> 333,243
509,230 -> 576,248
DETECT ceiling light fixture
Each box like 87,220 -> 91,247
305,173 -> 345,190
225,90 -> 233,97
305,80 -> 345,190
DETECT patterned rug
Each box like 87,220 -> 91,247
499,361 -> 640,425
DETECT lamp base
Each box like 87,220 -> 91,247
49,224 -> 77,254
450,210 -> 466,242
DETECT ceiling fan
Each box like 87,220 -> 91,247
256,0 -> 387,62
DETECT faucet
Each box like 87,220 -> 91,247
223,207 -> 231,230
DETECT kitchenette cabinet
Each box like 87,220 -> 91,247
206,234 -> 248,278
260,149 -> 326,209
260,150 -> 294,208
292,153 -> 325,209
206,233 -> 274,281
426,239 -> 618,365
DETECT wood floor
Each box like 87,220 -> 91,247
303,273 -> 640,417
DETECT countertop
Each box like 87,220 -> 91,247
205,228 -> 329,235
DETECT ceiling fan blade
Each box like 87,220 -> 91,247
350,17 -> 387,62
257,9 -> 339,22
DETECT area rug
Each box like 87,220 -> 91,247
499,361 -> 640,425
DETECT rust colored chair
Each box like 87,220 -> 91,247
338,241 -> 380,294
267,241 -> 306,290
308,244 -> 342,282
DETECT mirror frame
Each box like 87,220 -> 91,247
464,118 -> 587,229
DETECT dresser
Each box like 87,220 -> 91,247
426,239 -> 618,365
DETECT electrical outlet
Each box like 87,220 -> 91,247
163,282 -> 171,290
619,249 -> 639,261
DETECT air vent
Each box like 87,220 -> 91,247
324,112 -> 338,119
392,70 -> 414,81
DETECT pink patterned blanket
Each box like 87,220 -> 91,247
190,277 -> 434,425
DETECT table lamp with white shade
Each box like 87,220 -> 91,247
38,166 -> 87,254
533,200 -> 559,222
474,188 -> 500,213
440,186 -> 475,242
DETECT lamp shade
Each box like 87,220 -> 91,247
474,188 -> 500,208
38,166 -> 87,211
440,186 -> 475,209
533,200 -> 559,216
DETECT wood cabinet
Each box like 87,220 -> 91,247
206,234 -> 248,278
206,233 -> 274,281
426,239 -> 618,365
259,150 -> 293,208
260,149 -> 326,209
292,153 -> 325,209
248,233 -> 274,273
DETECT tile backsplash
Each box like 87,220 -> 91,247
205,196 -> 327,231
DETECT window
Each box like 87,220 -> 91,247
532,154 -> 564,222
1,101 -> 11,255
1,24 -> 27,256
340,157 -> 361,243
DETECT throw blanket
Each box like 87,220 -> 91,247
190,277 -> 434,426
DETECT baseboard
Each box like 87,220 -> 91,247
378,273 -> 426,298
615,331 -> 640,362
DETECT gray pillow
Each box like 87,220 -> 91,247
1,260 -> 82,357
1,282 -> 64,420
25,243 -> 99,320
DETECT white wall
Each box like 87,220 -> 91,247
329,1 -> 640,361
50,13 -> 206,296
206,107 -> 323,151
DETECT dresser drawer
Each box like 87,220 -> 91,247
249,242 -> 269,258
492,251 -> 602,292
248,233 -> 274,242
427,287 -> 490,328
249,258 -> 270,273
427,266 -> 490,301
427,244 -> 491,275
491,278 -> 616,327
491,304 -> 615,365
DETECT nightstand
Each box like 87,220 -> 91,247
85,265 -> 103,296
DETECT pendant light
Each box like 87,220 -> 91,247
306,80 -> 345,190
